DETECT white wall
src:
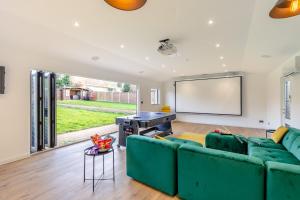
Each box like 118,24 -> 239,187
266,67 -> 282,129
0,43 -> 162,165
163,73 -> 267,129
266,56 -> 300,129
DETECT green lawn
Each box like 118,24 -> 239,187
57,100 -> 136,111
57,106 -> 125,134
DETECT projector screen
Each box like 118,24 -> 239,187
175,76 -> 242,115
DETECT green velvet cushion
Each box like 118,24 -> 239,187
282,128 -> 300,151
289,136 -> 300,160
166,137 -> 203,147
126,135 -> 179,196
247,137 -> 285,150
206,132 -> 247,154
178,144 -> 265,200
266,161 -> 300,200
248,146 -> 300,165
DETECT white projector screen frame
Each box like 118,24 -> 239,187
175,76 -> 243,116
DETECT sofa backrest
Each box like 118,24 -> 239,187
126,135 -> 180,196
288,129 -> 300,160
282,128 -> 300,151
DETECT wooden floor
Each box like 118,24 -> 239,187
0,122 -> 265,200
172,121 -> 265,138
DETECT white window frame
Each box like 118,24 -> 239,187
151,88 -> 160,105
65,89 -> 70,97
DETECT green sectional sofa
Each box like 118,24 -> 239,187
266,161 -> 300,200
206,132 -> 248,154
247,128 -> 300,165
126,135 -> 203,196
177,144 -> 265,200
126,135 -> 180,196
126,127 -> 300,200
248,128 -> 300,200
206,127 -> 300,200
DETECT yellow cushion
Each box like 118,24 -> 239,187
272,126 -> 289,143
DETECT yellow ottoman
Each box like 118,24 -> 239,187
161,105 -> 171,113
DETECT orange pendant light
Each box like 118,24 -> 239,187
270,0 -> 300,18
104,0 -> 147,11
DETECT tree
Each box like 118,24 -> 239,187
56,75 -> 71,88
122,83 -> 131,92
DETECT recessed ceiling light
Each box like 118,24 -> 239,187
74,21 -> 80,27
224,69 -> 228,72
216,43 -> 221,48
161,64 -> 166,68
222,64 -> 227,67
91,56 -> 100,61
208,19 -> 214,25
172,69 -> 177,73
220,56 -> 224,60
145,56 -> 150,61
120,44 -> 125,49
181,74 -> 185,76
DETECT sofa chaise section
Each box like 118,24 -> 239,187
248,128 -> 300,165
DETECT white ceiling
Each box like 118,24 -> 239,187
0,0 -> 300,81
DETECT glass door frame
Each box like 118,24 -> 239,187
30,70 -> 57,153
281,76 -> 292,126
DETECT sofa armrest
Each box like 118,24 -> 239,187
178,145 -> 265,200
126,135 -> 179,196
266,161 -> 300,200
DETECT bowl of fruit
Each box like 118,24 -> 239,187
91,134 -> 115,152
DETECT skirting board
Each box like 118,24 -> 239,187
0,153 -> 30,166
176,118 -> 266,129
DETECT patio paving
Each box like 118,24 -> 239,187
57,124 -> 118,146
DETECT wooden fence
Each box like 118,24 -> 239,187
90,91 -> 137,104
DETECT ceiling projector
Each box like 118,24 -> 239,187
157,39 -> 177,56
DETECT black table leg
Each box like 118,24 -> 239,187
83,154 -> 86,182
103,155 -> 105,175
113,149 -> 115,181
93,155 -> 95,192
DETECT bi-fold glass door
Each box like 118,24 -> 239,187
31,70 -> 56,153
